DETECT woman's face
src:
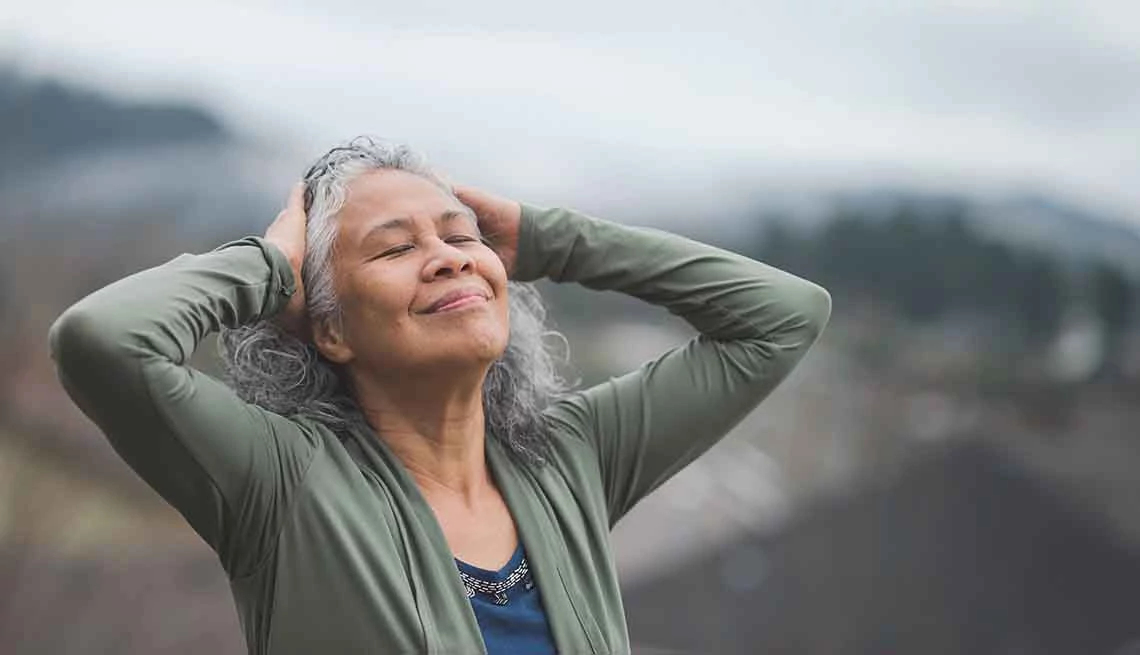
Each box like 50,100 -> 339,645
318,169 -> 510,377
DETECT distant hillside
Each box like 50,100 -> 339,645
0,67 -> 228,176
794,188 -> 1140,278
752,189 -> 1139,375
0,68 -> 302,236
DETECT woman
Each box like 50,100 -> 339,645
50,138 -> 830,654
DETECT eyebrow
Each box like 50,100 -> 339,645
362,209 -> 478,242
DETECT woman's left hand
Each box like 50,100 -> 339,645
453,184 -> 522,278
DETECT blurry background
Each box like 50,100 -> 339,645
2,1 -> 1140,653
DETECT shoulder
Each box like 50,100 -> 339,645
532,404 -> 605,491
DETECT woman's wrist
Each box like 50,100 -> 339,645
513,202 -> 559,283
213,236 -> 300,323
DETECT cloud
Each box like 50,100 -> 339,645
2,0 -> 1139,222
864,8 -> 1140,128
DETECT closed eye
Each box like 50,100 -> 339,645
444,234 -> 481,245
376,244 -> 414,259
372,235 -> 482,260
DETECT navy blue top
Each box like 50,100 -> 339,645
455,544 -> 557,654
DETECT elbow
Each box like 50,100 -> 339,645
767,275 -> 830,345
49,305 -> 89,370
800,282 -> 832,340
49,303 -> 115,377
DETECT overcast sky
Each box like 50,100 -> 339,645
3,0 -> 1140,224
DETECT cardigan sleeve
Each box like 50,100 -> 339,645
514,205 -> 831,525
48,237 -> 319,576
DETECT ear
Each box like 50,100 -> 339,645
312,317 -> 355,365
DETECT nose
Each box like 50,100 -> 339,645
421,238 -> 475,281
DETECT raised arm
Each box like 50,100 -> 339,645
49,228 -> 317,576
514,204 -> 831,524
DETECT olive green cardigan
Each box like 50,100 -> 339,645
50,204 -> 830,654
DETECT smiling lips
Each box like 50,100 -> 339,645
422,288 -> 490,314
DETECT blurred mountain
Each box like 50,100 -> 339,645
0,68 -> 294,235
0,68 -> 226,174
3,67 -> 1138,278
818,189 -> 1140,277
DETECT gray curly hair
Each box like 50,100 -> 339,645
218,136 -> 569,465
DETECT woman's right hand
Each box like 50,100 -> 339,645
264,182 -> 309,339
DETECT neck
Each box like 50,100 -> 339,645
351,364 -> 492,504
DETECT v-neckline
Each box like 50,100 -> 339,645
455,542 -> 525,578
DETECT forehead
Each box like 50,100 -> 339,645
338,169 -> 471,237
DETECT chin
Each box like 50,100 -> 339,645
436,322 -> 509,367
468,328 -> 510,363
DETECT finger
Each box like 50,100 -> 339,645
453,185 -> 490,213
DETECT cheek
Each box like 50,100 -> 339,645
475,252 -> 509,295
338,269 -> 415,340
495,295 -> 511,331
482,259 -> 511,344
490,295 -> 512,352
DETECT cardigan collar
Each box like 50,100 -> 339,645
340,427 -> 601,654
